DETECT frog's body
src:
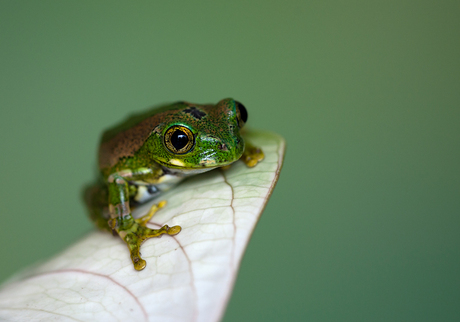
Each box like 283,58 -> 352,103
85,98 -> 264,270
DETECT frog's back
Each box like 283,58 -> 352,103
98,102 -> 185,170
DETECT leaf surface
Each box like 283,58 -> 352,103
0,130 -> 285,322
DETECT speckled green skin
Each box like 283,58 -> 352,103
86,98 -> 252,271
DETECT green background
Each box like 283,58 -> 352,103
1,1 -> 459,321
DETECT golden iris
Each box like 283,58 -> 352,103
164,125 -> 194,154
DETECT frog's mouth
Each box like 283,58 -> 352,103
157,158 -> 237,176
159,164 -> 218,176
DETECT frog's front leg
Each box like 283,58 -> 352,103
241,140 -> 264,167
107,173 -> 181,271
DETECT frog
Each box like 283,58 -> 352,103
85,98 -> 264,271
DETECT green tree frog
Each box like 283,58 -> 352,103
85,98 -> 264,271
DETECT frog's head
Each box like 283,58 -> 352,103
145,98 -> 248,173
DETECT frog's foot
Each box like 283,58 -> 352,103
241,145 -> 264,167
123,223 -> 182,271
135,200 -> 167,226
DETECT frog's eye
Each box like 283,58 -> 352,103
235,101 -> 248,127
164,125 -> 195,154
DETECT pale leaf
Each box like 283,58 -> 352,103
0,130 -> 285,322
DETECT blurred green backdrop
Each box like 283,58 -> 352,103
1,1 -> 459,321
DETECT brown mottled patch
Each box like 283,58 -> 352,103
99,111 -> 176,169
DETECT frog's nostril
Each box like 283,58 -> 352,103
219,143 -> 228,151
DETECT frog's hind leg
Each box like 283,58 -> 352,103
83,183 -> 112,233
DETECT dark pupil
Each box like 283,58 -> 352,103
171,130 -> 189,150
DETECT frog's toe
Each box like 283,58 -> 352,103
132,255 -> 146,271
124,233 -> 147,271
167,225 -> 181,235
242,146 -> 265,167
143,224 -> 182,238
135,200 -> 167,226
